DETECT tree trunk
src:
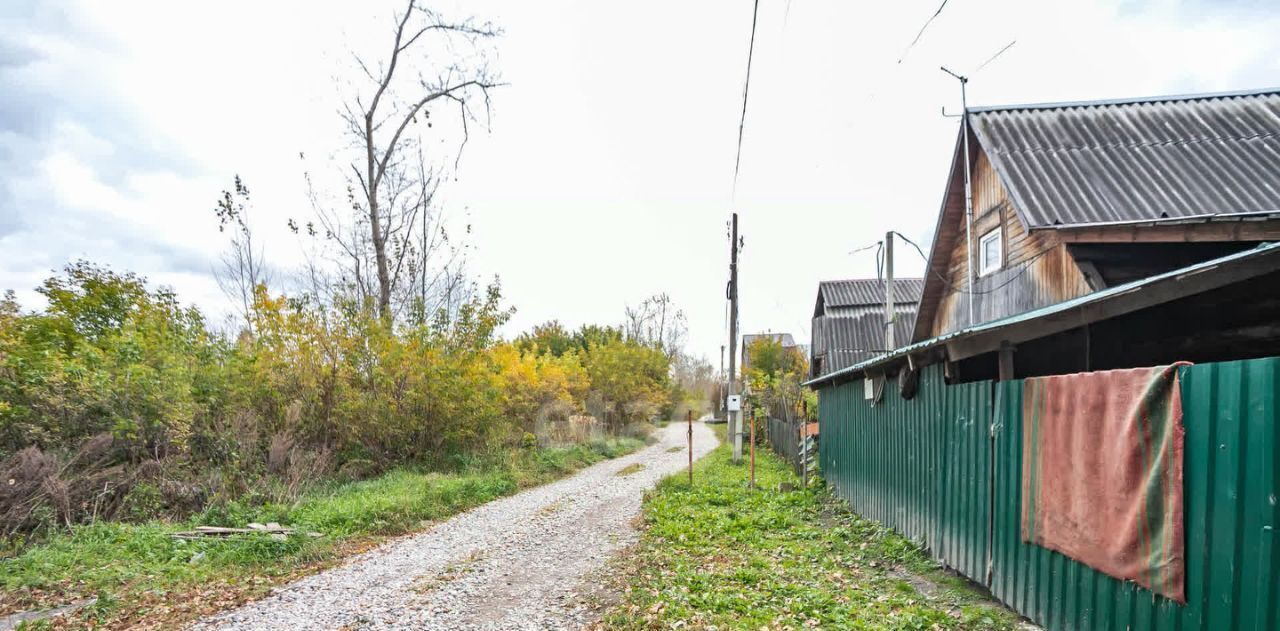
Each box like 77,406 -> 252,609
366,117 -> 392,320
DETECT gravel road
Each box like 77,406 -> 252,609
192,420 -> 718,630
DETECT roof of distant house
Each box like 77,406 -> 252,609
968,87 -> 1280,230
742,332 -> 797,348
815,278 -> 924,316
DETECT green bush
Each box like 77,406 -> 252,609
0,263 -> 677,536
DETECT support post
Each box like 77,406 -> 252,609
748,406 -> 756,489
998,341 -> 1015,381
687,409 -> 693,485
884,231 -> 895,351
799,420 -> 807,488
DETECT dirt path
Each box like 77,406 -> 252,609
191,421 -> 718,630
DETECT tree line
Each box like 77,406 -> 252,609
0,264 -> 700,536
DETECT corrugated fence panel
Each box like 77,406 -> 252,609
766,417 -> 802,474
818,365 -> 991,583
990,357 -> 1280,631
938,376 -> 992,584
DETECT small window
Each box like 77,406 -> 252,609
979,229 -> 1003,276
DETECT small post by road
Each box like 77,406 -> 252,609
801,400 -> 809,488
686,409 -> 693,485
748,406 -> 756,489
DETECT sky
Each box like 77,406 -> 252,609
1,0 -> 1278,366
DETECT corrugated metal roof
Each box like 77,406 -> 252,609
970,88 -> 1280,229
742,332 -> 797,348
806,240 -> 1280,388
811,308 -> 916,377
818,278 -> 924,310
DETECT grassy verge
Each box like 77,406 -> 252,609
599,428 -> 1020,630
1,437 -> 645,630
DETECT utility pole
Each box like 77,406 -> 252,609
884,231 -> 895,351
727,212 -> 743,462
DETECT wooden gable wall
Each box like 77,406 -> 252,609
928,148 -> 1093,337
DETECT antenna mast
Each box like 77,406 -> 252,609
942,66 -> 976,327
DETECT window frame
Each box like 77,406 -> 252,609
978,228 -> 1003,277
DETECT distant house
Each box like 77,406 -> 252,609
740,332 -> 798,373
809,278 -> 922,378
914,88 -> 1280,343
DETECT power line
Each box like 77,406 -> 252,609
848,241 -> 881,256
972,39 -> 1013,72
731,0 -> 762,202
897,0 -> 950,64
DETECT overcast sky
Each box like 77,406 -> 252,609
2,0 -> 1278,365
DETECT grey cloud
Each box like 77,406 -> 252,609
0,4 -> 202,249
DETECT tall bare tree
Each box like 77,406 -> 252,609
624,293 -> 688,359
213,175 -> 272,333
313,0 -> 500,321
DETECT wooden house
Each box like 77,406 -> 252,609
803,89 -> 1280,631
915,88 -> 1280,343
740,332 -> 799,374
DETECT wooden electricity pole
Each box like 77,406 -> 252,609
728,212 -> 742,462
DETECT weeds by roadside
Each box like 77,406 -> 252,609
0,437 -> 644,630
598,429 -> 1019,630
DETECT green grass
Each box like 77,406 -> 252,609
0,437 -> 645,629
601,429 -> 1020,630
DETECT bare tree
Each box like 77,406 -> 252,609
312,0 -> 501,321
624,293 -> 688,358
213,175 -> 272,333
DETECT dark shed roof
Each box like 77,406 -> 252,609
816,278 -> 924,316
811,309 -> 917,377
969,88 -> 1280,229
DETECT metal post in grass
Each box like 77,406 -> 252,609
687,409 -> 693,485
799,418 -> 807,488
749,406 -> 756,489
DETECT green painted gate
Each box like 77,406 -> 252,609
818,356 -> 1280,631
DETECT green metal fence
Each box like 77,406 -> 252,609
818,356 -> 1280,631
818,364 -> 990,581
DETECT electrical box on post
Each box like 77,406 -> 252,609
726,394 -> 741,412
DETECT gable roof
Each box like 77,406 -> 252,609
814,278 -> 924,317
911,87 -> 1280,344
742,332 -> 797,348
969,88 -> 1280,229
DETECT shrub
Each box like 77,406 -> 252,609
0,264 -> 681,535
